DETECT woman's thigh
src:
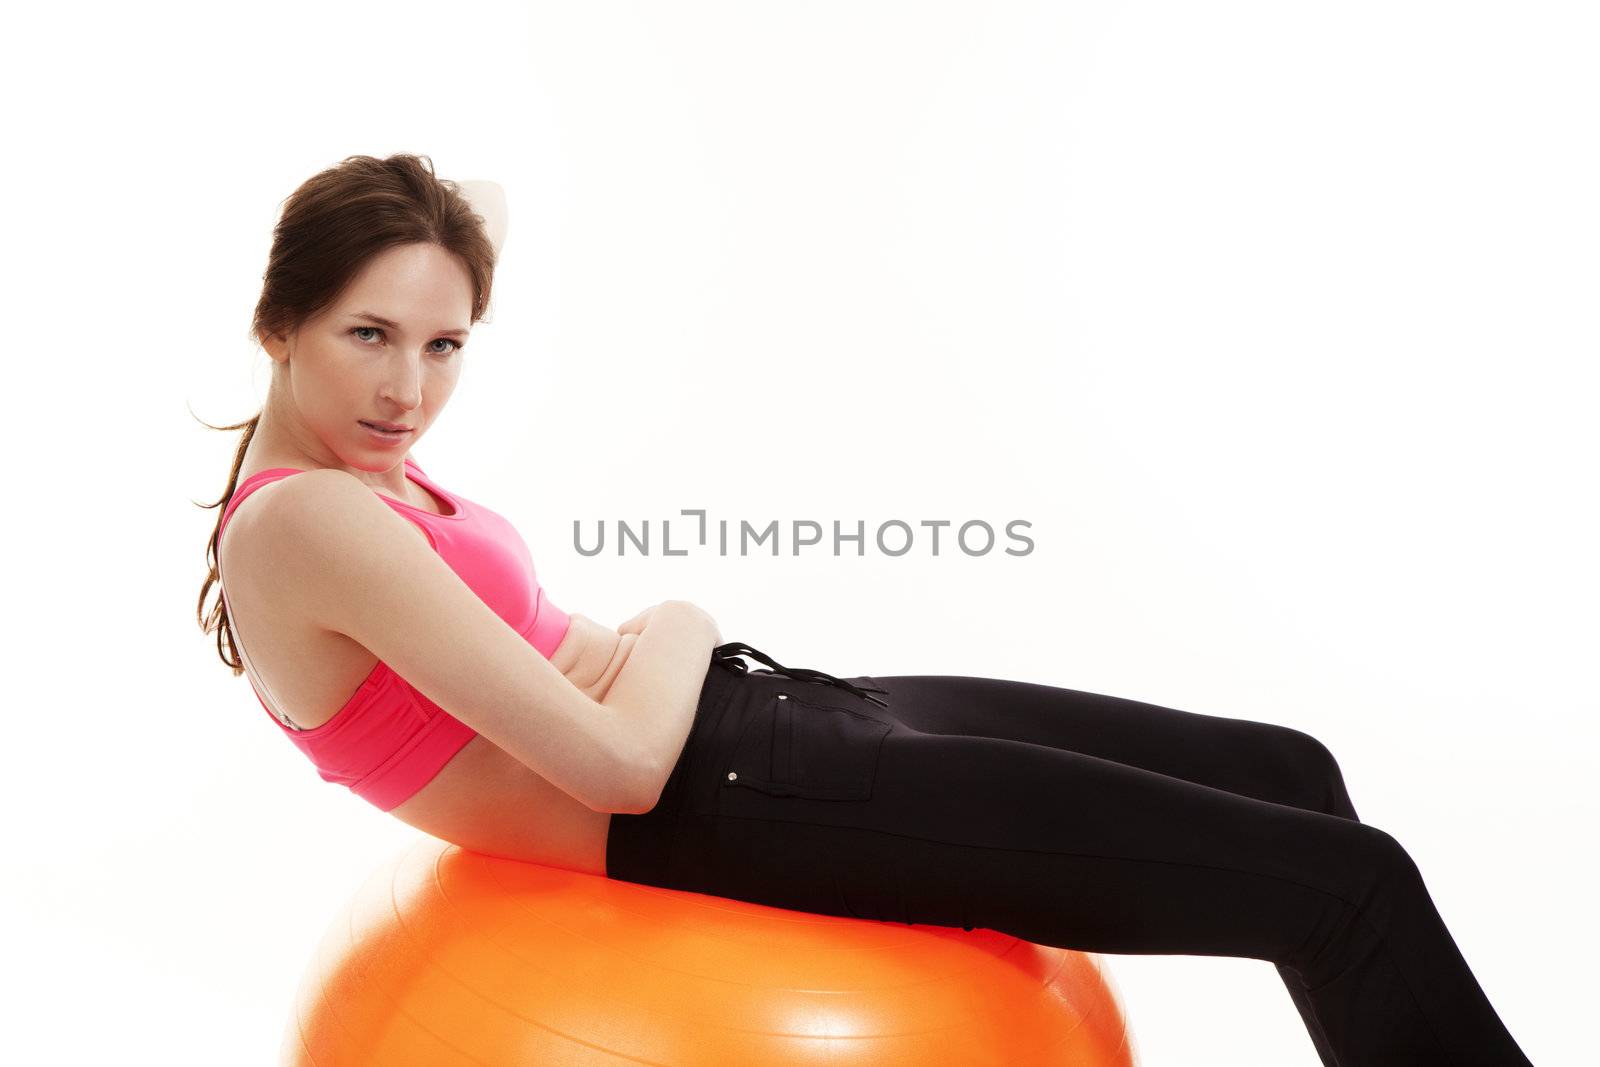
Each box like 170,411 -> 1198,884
669,678 -> 1386,971
855,673 -> 1356,818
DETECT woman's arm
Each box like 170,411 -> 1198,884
248,471 -> 655,815
615,603 -> 655,636
597,600 -> 722,813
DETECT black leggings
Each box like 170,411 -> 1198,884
606,643 -> 1533,1066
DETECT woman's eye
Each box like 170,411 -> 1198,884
350,327 -> 460,355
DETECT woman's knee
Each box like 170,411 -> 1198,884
1264,725 -> 1360,821
1344,823 -> 1426,907
1293,822 -> 1423,983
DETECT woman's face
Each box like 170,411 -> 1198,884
262,241 -> 474,471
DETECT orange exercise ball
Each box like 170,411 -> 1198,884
282,836 -> 1139,1065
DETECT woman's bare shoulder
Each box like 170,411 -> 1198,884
225,466 -> 338,535
219,468 -> 377,589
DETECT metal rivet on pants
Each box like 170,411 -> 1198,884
727,772 -> 738,781
777,694 -> 788,700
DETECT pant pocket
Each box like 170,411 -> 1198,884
721,691 -> 893,801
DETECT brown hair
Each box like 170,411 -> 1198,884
195,153 -> 499,675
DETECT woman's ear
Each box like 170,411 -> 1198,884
457,179 -> 509,258
258,326 -> 289,364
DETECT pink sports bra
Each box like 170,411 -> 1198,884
216,456 -> 571,811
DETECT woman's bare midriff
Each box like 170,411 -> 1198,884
224,463 -> 647,878
383,611 -> 631,877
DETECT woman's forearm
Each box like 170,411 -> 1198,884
597,601 -> 721,812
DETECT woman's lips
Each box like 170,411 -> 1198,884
360,420 -> 414,443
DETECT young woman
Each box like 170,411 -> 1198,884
198,154 -> 1534,1066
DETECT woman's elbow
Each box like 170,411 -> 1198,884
593,754 -> 663,816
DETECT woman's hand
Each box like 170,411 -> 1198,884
682,601 -> 723,644
615,603 -> 659,636
697,606 -> 723,645
617,600 -> 721,643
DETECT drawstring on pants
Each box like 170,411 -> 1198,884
711,641 -> 890,708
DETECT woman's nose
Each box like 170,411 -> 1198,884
379,355 -> 424,408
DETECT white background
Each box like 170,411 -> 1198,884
2,1 -> 1594,1063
